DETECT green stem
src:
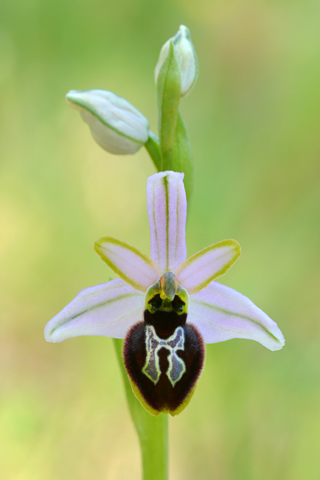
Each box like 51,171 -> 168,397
145,131 -> 162,171
140,414 -> 168,480
113,339 -> 169,480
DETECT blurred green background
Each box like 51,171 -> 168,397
1,0 -> 320,478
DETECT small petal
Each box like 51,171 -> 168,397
94,237 -> 161,292
66,89 -> 149,154
175,239 -> 240,294
147,171 -> 187,272
44,279 -> 145,342
188,282 -> 285,351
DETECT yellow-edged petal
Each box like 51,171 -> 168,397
175,239 -> 240,294
94,237 -> 161,292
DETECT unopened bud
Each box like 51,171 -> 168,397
155,25 -> 198,97
66,89 -> 150,155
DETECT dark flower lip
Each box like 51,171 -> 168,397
123,313 -> 205,416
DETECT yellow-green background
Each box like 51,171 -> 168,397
1,0 -> 320,478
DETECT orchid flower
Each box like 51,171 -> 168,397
45,171 -> 284,416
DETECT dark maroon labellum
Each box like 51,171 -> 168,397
123,296 -> 204,416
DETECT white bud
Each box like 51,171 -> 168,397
155,25 -> 198,97
66,89 -> 150,155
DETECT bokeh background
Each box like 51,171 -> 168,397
1,0 -> 320,478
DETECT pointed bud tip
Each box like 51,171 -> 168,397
175,25 -> 191,41
65,90 -> 86,112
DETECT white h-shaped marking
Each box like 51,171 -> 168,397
142,325 -> 186,387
